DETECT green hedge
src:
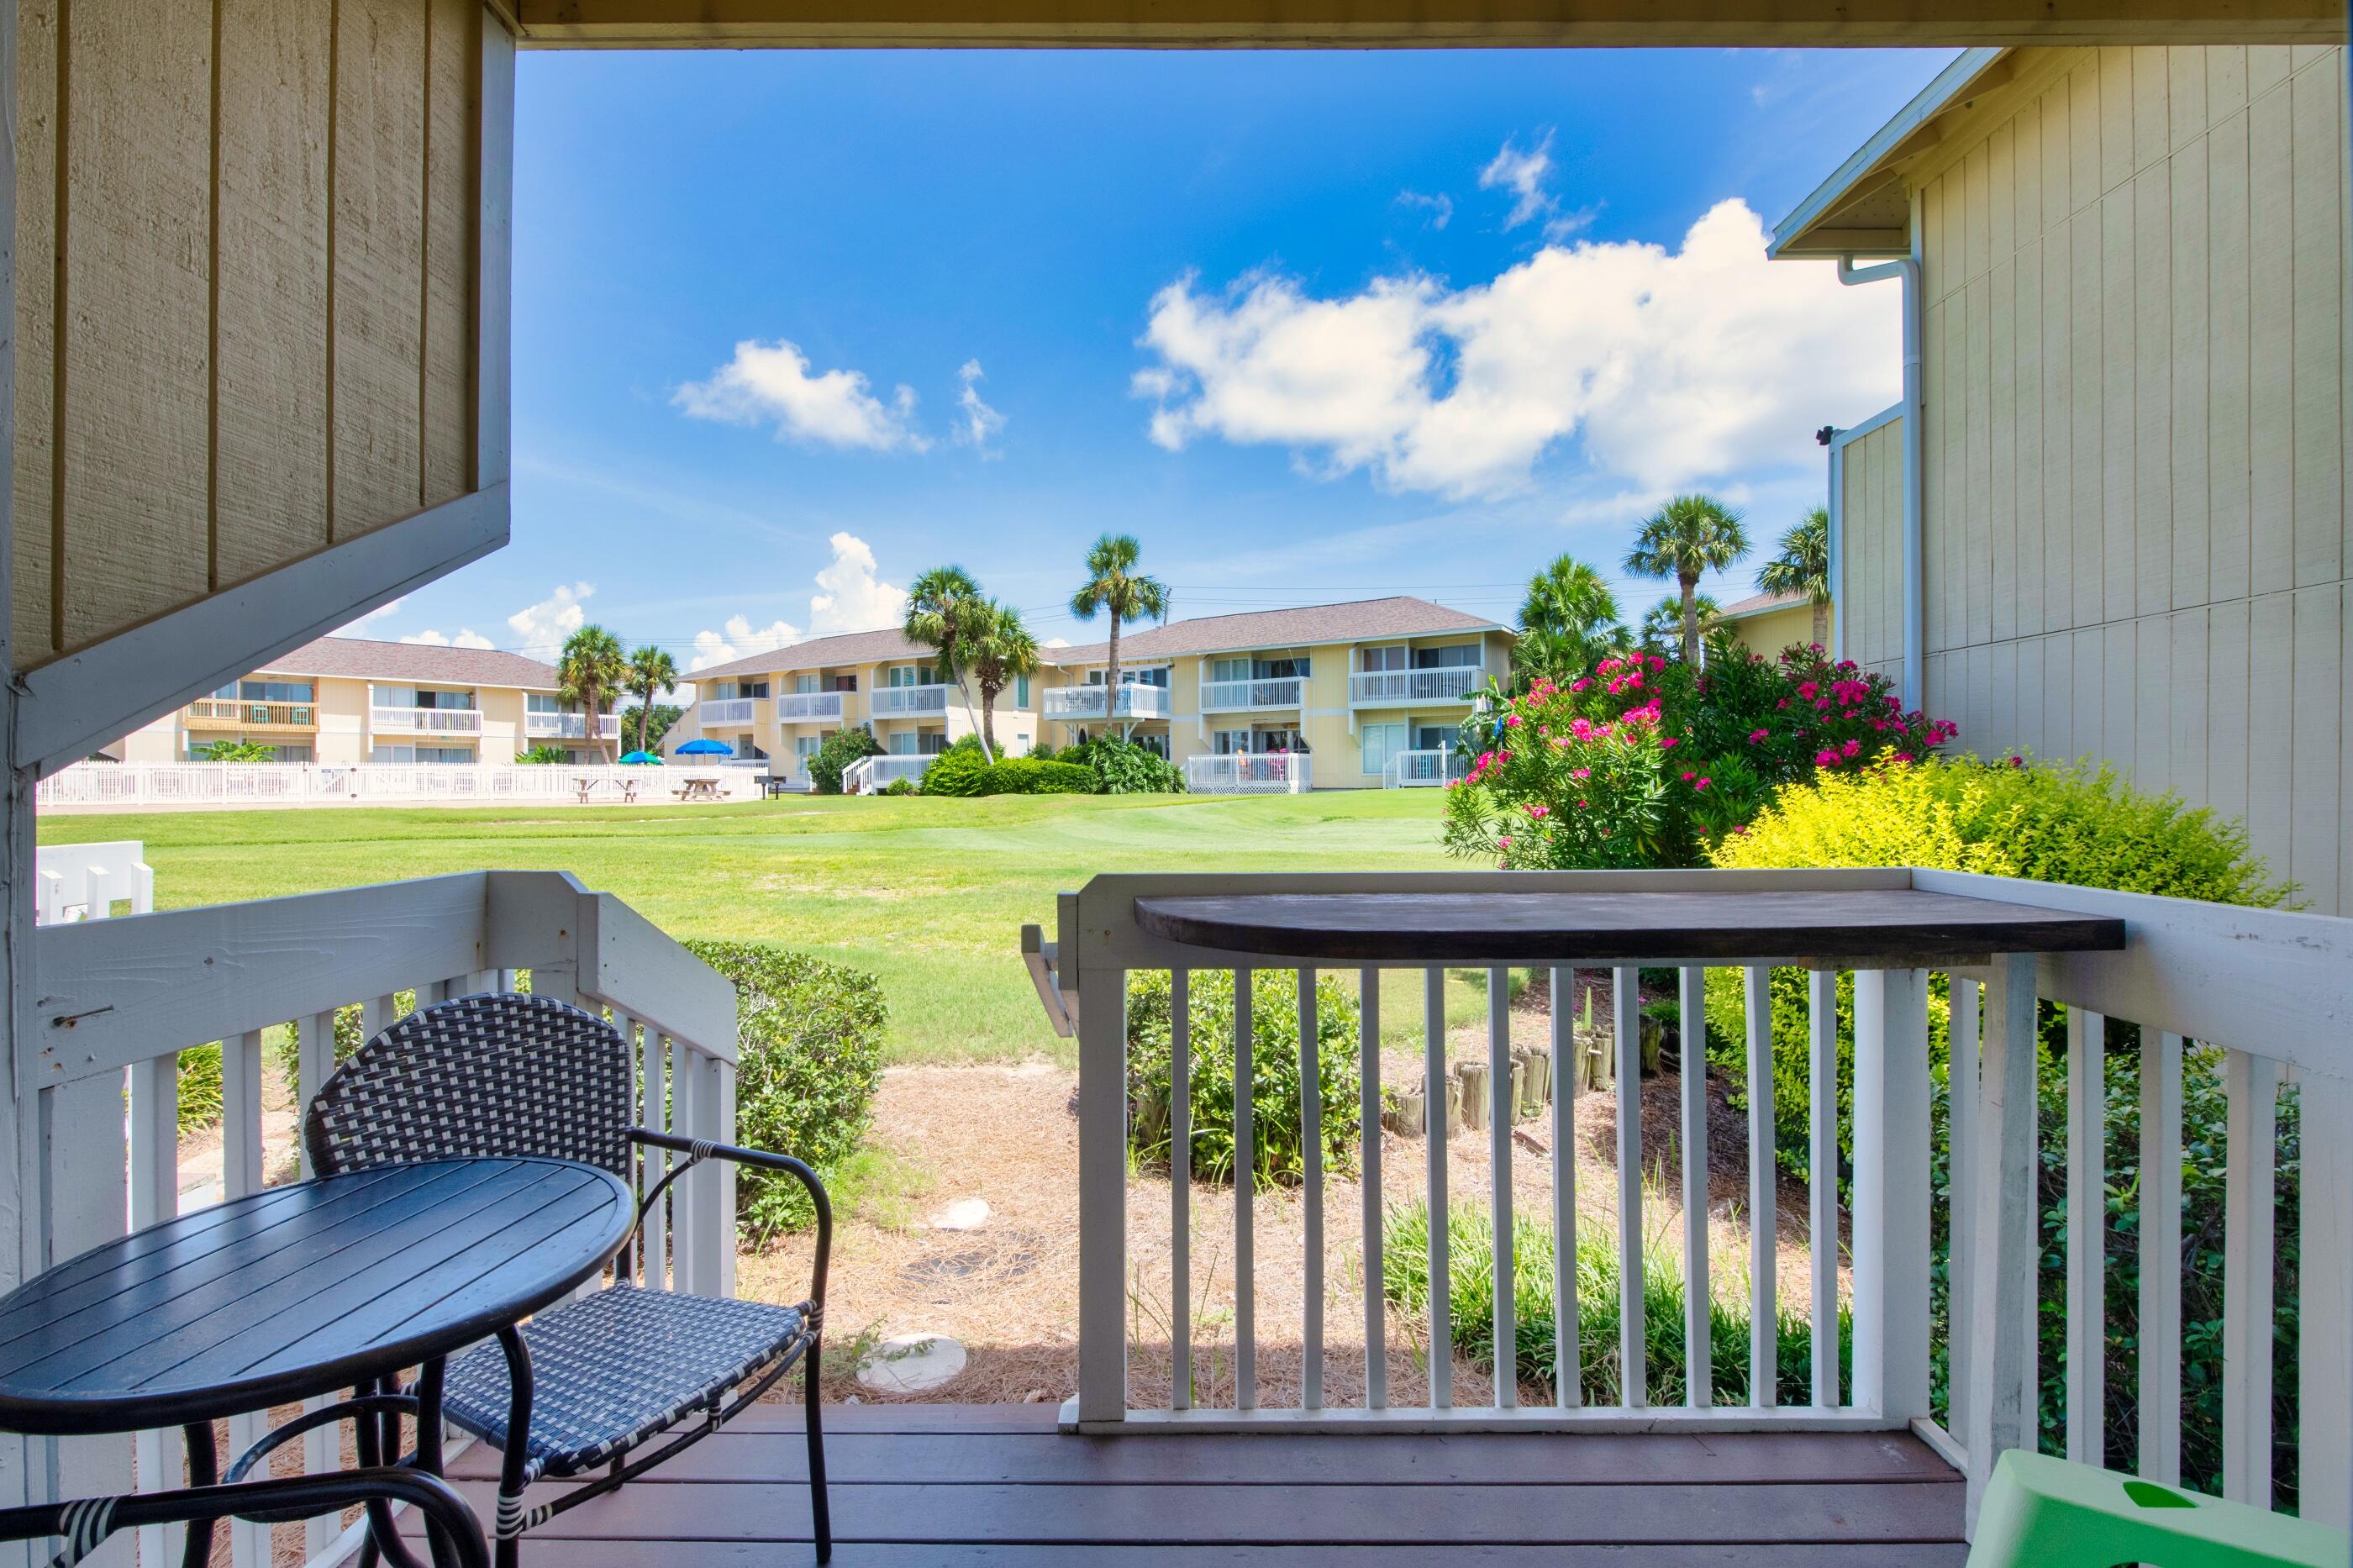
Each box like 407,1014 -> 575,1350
982,757 -> 1096,795
1125,968 -> 1357,1187
919,739 -> 990,797
808,729 -> 884,794
686,939 -> 887,1244
1058,735 -> 1184,794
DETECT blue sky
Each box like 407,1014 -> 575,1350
355,46 -> 1954,672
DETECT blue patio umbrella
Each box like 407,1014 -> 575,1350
618,750 -> 660,764
674,738 -> 732,757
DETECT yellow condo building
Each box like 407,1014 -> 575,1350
672,597 -> 1515,791
108,637 -> 621,766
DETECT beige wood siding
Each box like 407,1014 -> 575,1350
1908,45 -> 2349,910
11,0 -> 487,671
1839,415 -> 1908,684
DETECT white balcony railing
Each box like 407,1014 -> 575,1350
699,697 -> 757,726
1044,684 -> 1174,721
777,691 -> 846,721
869,683 -> 951,718
844,754 -> 934,792
1350,667 -> 1483,705
1184,753 -> 1310,794
1382,749 -> 1468,787
525,711 -> 623,740
36,761 -> 769,808
33,869 -> 740,1568
1198,677 -> 1303,712
370,704 -> 483,734
1021,866 -> 2353,1548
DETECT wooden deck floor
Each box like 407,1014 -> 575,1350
408,1402 -> 1969,1565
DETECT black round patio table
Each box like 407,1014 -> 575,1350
0,1156 -> 634,1568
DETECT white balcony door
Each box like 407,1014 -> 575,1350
1361,722 -> 1405,776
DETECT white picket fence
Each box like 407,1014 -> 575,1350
844,755 -> 934,793
1184,754 -> 1312,794
1382,749 -> 1467,788
39,761 -> 767,808
34,841 -> 154,924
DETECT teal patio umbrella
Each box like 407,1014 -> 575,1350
618,750 -> 660,764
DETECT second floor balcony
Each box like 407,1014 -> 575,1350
776,690 -> 846,721
370,704 -> 483,735
185,697 -> 314,730
1199,676 -> 1304,713
870,682 -> 951,718
1044,683 -> 1172,721
525,711 -> 623,740
698,697 -> 757,726
1349,667 -> 1484,705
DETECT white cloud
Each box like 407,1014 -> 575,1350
402,628 -> 496,650
1395,191 -> 1452,230
508,582 -> 592,658
1479,134 -> 1556,230
1134,198 -> 1898,501
690,614 -> 803,673
334,597 -> 404,637
808,531 -> 908,634
953,360 -> 1007,456
1043,636 -> 1072,649
686,534 -> 911,671
674,339 -> 929,452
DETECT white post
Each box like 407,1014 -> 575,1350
1966,953 -> 2040,1524
1850,968 -> 1930,1423
1072,950 -> 1129,1424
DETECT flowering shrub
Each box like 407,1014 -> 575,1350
1442,645 -> 1954,869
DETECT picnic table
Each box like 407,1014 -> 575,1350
573,774 -> 640,805
673,775 -> 724,802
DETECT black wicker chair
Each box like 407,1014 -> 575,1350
303,991 -> 832,1565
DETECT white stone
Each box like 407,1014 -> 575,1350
856,1333 -> 968,1396
927,1198 -> 991,1231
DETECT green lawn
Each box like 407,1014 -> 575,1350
40,790 -> 1471,1063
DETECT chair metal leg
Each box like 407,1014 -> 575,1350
803,1343 -> 831,1563
181,1423 -> 216,1568
354,1381 -> 433,1568
493,1326 -> 535,1568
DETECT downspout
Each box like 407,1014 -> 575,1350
1836,200 -> 1924,713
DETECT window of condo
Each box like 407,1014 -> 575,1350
1211,729 -> 1251,755
887,666 -> 936,687
1413,644 -> 1481,669
1360,645 -> 1408,672
1134,733 -> 1170,759
1014,675 -> 1031,707
888,732 -> 918,755
795,675 -> 821,693
371,744 -> 474,765
1414,725 -> 1452,751
1362,723 -> 1405,774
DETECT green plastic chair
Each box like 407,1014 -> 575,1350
1967,1450 -> 2349,1568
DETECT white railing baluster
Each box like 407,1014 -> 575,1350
2064,1008 -> 2106,1465
1424,966 -> 1450,1410
1743,966 -> 1775,1409
297,1010 -> 341,1560
1171,969 -> 1192,1412
1551,966 -> 1578,1409
1966,954 -> 2040,1524
2221,1048 -> 2279,1507
2139,1029 -> 2184,1487
126,1054 -> 182,1568
1613,965 -> 1645,1409
1852,970 -> 1931,1424
1073,950 -> 1129,1424
1234,968 -> 1255,1411
221,1029 -> 268,1568
2297,1071 -> 2353,1529
1678,965 -> 1708,1408
1357,969 -> 1382,1412
1488,966 -> 1515,1409
1808,970 -> 1838,1409
1299,968 -> 1324,1411
1948,976 -> 1981,1451
638,1015 -> 668,1287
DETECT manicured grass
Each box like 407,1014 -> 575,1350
40,790 -> 1465,1064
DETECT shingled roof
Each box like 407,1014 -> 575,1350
254,636 -> 561,689
1046,596 -> 1507,666
686,626 -> 933,684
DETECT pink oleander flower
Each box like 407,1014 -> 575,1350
1570,678 -> 1592,693
1499,834 -> 1512,848
1659,735 -> 1678,750
1570,766 -> 1591,780
1776,698 -> 1790,711
1648,655 -> 1666,670
1680,770 -> 1695,781
2009,755 -> 2025,767
1798,681 -> 1819,699
1504,713 -> 1524,727
1526,803 -> 1550,818
1576,800 -> 1590,810
1892,751 -> 1915,763
1695,776 -> 1712,791
1815,748 -> 1840,767
1748,728 -> 1769,743
1842,738 -> 1862,757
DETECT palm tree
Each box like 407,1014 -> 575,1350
1069,534 -> 1170,735
625,644 -> 680,755
1638,593 -> 1724,658
1513,552 -> 1624,686
1758,505 -> 1833,649
969,601 -> 1042,758
557,625 -> 629,763
1623,494 -> 1750,665
903,565 -> 997,762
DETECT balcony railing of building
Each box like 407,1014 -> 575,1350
370,704 -> 483,734
37,761 -> 773,808
1349,668 -> 1483,706
1184,753 -> 1311,794
1044,684 -> 1174,721
525,711 -> 623,739
1198,677 -> 1304,713
186,698 -> 315,729
30,869 -> 740,1568
869,683 -> 951,718
1019,866 -> 2353,1544
1382,749 -> 1468,787
698,697 -> 757,726
776,691 -> 846,721
844,755 -> 934,792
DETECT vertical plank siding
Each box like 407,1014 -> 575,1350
10,0 -> 488,669
1841,45 -> 2350,909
